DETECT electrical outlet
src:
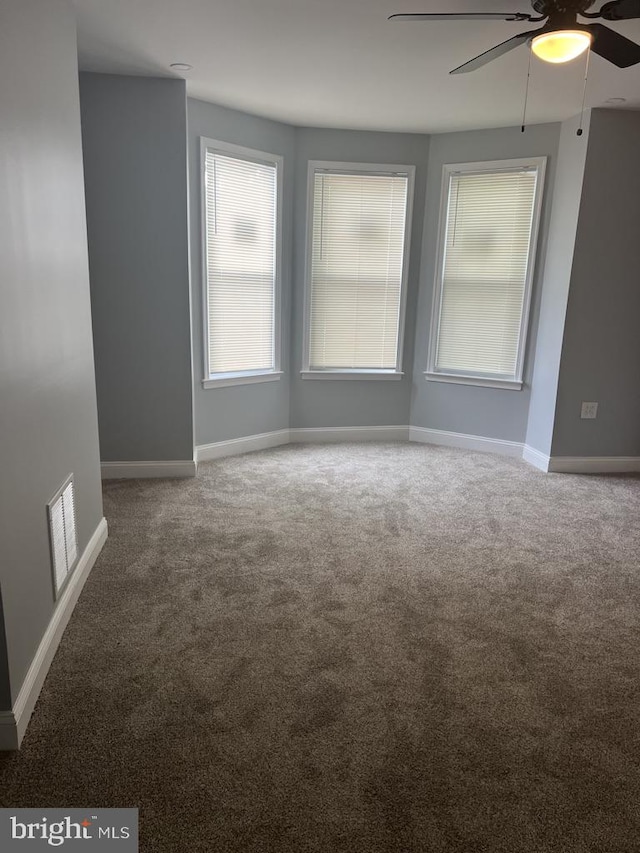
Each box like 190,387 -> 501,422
581,402 -> 598,419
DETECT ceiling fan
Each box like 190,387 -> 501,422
389,0 -> 640,73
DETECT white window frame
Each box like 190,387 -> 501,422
200,137 -> 284,389
301,160 -> 415,380
426,157 -> 547,391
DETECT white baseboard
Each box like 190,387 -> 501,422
523,445 -> 551,472
0,517 -> 108,751
101,460 -> 197,479
522,447 -> 640,474
196,429 -> 290,462
410,426 -> 524,458
196,427 -> 409,462
548,456 -> 640,474
192,427 -> 640,474
290,425 -> 410,443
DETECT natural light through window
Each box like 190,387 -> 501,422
427,158 -> 546,390
202,140 -> 282,387
304,163 -> 414,377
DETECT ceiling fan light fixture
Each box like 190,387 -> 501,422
531,30 -> 592,63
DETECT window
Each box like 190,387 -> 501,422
427,157 -> 546,390
302,161 -> 415,379
201,139 -> 282,388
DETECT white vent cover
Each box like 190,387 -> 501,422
47,476 -> 78,597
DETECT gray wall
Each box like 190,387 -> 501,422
525,112 -> 591,456
0,0 -> 103,707
83,81 -> 633,461
291,128 -> 430,429
0,589 -> 9,711
188,113 -> 565,440
188,98 -> 295,446
410,122 -> 561,442
551,109 -> 640,457
80,74 -> 194,462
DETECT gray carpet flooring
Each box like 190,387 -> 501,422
1,443 -> 639,852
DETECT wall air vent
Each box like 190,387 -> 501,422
47,475 -> 78,598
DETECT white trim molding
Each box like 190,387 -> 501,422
300,371 -> 404,381
193,427 -> 640,473
101,460 -> 197,479
424,371 -> 522,392
196,427 -> 410,462
0,517 -> 108,751
522,448 -> 640,474
290,426 -> 410,443
410,426 -> 524,458
522,445 -> 551,472
548,456 -> 640,474
202,371 -> 283,390
197,429 -> 290,463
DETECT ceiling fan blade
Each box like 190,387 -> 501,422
586,22 -> 640,66
450,29 -> 540,74
388,12 -> 533,22
598,0 -> 640,20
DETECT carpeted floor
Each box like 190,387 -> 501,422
1,443 -> 639,852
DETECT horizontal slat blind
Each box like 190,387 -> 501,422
309,171 -> 409,370
205,149 -> 277,375
435,167 -> 539,378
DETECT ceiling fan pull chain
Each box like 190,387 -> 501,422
577,44 -> 592,136
521,47 -> 533,133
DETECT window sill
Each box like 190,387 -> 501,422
202,371 -> 283,389
301,370 -> 404,381
424,371 -> 522,391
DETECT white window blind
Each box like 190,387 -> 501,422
431,161 -> 544,384
307,169 -> 410,371
204,147 -> 278,377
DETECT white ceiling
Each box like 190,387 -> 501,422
71,0 -> 640,133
